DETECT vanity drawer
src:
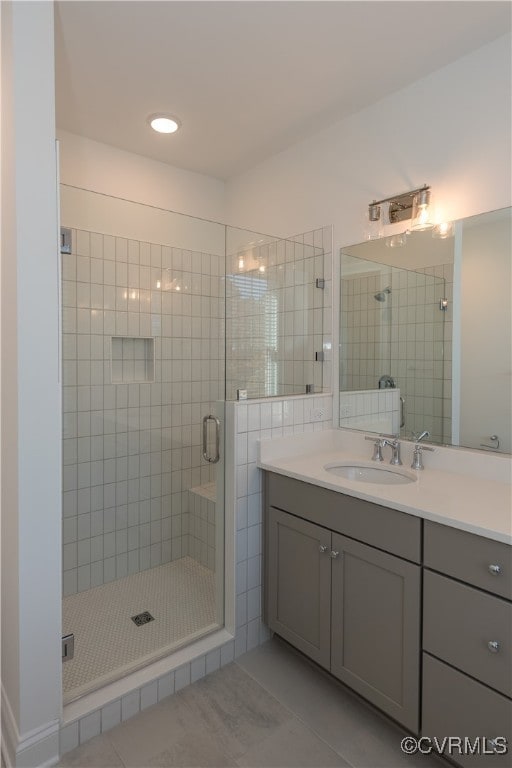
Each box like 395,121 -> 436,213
424,521 -> 512,600
265,472 -> 421,562
422,653 -> 512,768
423,570 -> 512,696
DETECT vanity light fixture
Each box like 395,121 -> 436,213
148,114 -> 181,134
368,184 -> 432,229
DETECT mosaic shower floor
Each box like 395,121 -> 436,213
62,557 -> 217,703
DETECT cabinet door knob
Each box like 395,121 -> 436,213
487,640 -> 500,653
330,550 -> 340,559
319,545 -> 328,553
488,564 -> 502,576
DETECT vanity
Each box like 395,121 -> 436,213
259,429 -> 512,767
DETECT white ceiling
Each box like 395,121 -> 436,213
55,1 -> 511,181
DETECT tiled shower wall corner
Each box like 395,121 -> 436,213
340,266 -> 451,444
60,391 -> 334,757
61,229 -> 224,595
187,482 -> 216,570
226,226 -> 332,400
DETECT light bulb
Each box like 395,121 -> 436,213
411,187 -> 433,231
148,115 -> 180,134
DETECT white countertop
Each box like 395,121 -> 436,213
258,430 -> 512,545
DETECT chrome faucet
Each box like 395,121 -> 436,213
365,434 -> 401,465
410,430 -> 433,470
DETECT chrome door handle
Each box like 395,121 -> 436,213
330,550 -> 340,559
488,564 -> 502,576
400,396 -> 405,429
487,640 -> 500,653
319,545 -> 328,553
202,414 -> 220,464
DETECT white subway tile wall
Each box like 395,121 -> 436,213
62,230 -> 224,595
340,266 -> 450,444
226,227 -> 332,400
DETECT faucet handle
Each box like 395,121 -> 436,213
411,443 -> 434,470
364,435 -> 384,462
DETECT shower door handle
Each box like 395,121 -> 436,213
202,415 -> 221,464
400,396 -> 405,429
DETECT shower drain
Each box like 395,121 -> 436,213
131,611 -> 155,627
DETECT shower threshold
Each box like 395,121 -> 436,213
62,556 -> 218,704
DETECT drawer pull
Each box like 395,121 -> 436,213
319,545 -> 328,554
487,640 -> 500,653
488,564 -> 502,576
330,550 -> 340,559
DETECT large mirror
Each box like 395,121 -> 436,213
339,207 -> 511,454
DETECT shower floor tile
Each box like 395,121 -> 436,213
62,557 -> 217,703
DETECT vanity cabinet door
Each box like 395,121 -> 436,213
267,507 -> 331,669
330,533 -> 421,733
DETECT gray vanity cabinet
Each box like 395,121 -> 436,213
264,472 -> 421,733
422,521 -> 512,767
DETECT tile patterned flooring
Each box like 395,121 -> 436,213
63,558 -> 217,703
59,637 -> 441,768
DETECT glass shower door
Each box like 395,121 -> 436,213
60,186 -> 226,701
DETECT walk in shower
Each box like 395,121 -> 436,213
60,188 -> 228,702
60,186 -> 327,703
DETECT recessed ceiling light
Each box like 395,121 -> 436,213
148,114 -> 181,134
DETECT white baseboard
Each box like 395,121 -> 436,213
1,685 -> 59,768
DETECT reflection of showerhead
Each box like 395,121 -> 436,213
374,286 -> 391,302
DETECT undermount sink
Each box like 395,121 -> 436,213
324,462 -> 417,485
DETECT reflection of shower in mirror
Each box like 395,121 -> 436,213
374,286 -> 391,302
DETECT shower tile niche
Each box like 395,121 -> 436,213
111,337 -> 154,383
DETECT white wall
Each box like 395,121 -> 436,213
225,34 -> 512,247
60,185 -> 226,256
459,210 -> 511,453
1,2 -> 62,765
58,130 -> 226,225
